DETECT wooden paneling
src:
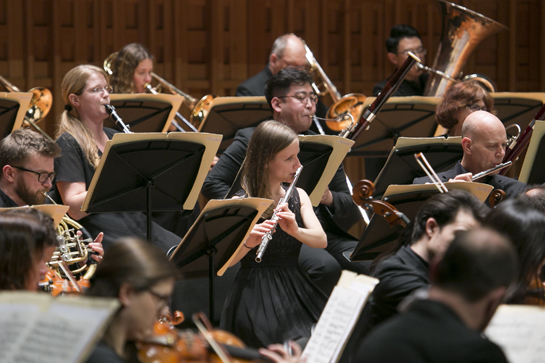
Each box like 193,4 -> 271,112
0,0 -> 543,184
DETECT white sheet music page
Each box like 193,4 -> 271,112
0,292 -> 119,363
485,304 -> 545,363
302,270 -> 379,363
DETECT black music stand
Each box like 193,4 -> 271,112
0,92 -> 32,137
81,133 -> 221,240
348,96 -> 441,156
373,136 -> 463,198
197,96 -> 272,152
169,198 -> 271,321
106,94 -> 183,133
492,93 -> 545,130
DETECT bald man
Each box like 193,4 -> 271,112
414,111 -> 526,199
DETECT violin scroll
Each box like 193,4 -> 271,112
488,189 -> 506,208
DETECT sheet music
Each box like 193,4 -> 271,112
0,292 -> 119,363
485,304 -> 545,363
302,271 -> 379,363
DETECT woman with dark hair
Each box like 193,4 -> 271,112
85,237 -> 177,363
436,80 -> 494,136
220,120 -> 328,348
484,198 -> 545,304
109,43 -> 153,94
0,209 -> 57,291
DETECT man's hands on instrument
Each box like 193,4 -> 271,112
76,231 -> 104,264
449,172 -> 472,182
259,341 -> 304,363
320,187 -> 333,207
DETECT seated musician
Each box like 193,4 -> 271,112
52,64 -> 181,252
413,111 -> 527,199
203,67 -> 365,295
354,228 -> 516,363
485,198 -> 545,305
372,24 -> 429,97
0,128 -> 103,261
435,80 -> 494,136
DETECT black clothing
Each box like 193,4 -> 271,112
86,341 -> 137,363
413,161 -> 527,202
53,128 -> 181,252
220,188 -> 327,348
354,299 -> 508,363
0,188 -> 18,207
372,73 -> 429,97
203,126 -> 366,295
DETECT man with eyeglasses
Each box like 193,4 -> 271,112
413,111 -> 526,201
372,24 -> 429,97
204,68 -> 366,295
0,128 -> 61,207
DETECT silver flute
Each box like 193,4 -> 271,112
471,161 -> 512,181
255,165 -> 303,263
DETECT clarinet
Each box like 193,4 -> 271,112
255,165 -> 303,263
104,105 -> 132,134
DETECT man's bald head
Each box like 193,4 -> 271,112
461,111 -> 505,141
269,34 -> 307,75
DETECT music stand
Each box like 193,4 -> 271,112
197,96 -> 272,152
492,93 -> 545,130
0,92 -> 33,137
169,198 -> 272,321
81,132 -> 222,240
373,136 -> 462,198
107,94 -> 183,133
347,96 -> 441,156
519,120 -> 545,184
349,182 -> 493,261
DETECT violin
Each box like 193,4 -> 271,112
523,277 -> 545,306
39,266 -> 90,296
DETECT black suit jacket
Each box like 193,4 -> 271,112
236,65 -> 272,97
372,73 -> 429,97
413,161 -> 527,200
202,126 -> 361,242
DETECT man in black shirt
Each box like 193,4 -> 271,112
355,228 -> 516,363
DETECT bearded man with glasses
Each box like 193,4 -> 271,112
372,24 -> 429,97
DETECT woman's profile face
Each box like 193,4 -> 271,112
133,58 -> 153,93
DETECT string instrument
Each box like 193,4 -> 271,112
500,103 -> 545,175
523,277 -> 545,306
39,269 -> 90,297
338,52 -> 420,141
351,179 -> 409,228
138,312 -> 268,363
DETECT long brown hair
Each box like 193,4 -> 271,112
110,43 -> 153,94
242,121 -> 298,216
57,64 -> 109,168
436,80 -> 494,131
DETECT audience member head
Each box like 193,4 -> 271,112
385,24 -> 425,82
430,228 -> 517,331
436,80 -> 494,136
265,68 -> 316,134
87,237 -> 177,342
242,120 -> 299,216
110,43 -> 154,94
268,34 -> 307,75
484,198 -> 545,304
517,184 -> 545,213
0,128 -> 60,206
460,111 -> 507,175
409,190 -> 487,262
58,64 -> 111,168
0,209 -> 57,291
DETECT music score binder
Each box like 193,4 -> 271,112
0,91 -> 33,137
169,198 -> 272,321
107,93 -> 183,133
81,132 -> 222,240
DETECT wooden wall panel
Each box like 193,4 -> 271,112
0,0 -> 543,183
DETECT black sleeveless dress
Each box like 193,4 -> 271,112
220,188 -> 328,348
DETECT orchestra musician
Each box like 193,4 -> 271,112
204,68 -> 365,295
109,43 -> 153,94
435,80 -> 495,136
413,111 -> 527,200
52,64 -> 181,252
484,198 -> 545,305
354,228 -> 516,363
220,120 -> 328,348
372,24 -> 429,97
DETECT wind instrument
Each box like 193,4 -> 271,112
255,165 -> 303,263
472,161 -> 512,180
105,104 -> 132,133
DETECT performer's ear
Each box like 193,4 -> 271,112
387,52 -> 398,67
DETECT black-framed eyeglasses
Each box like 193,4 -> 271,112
466,104 -> 488,112
88,86 -> 113,94
11,166 -> 56,183
278,94 -> 318,104
397,47 -> 427,57
146,288 -> 170,307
